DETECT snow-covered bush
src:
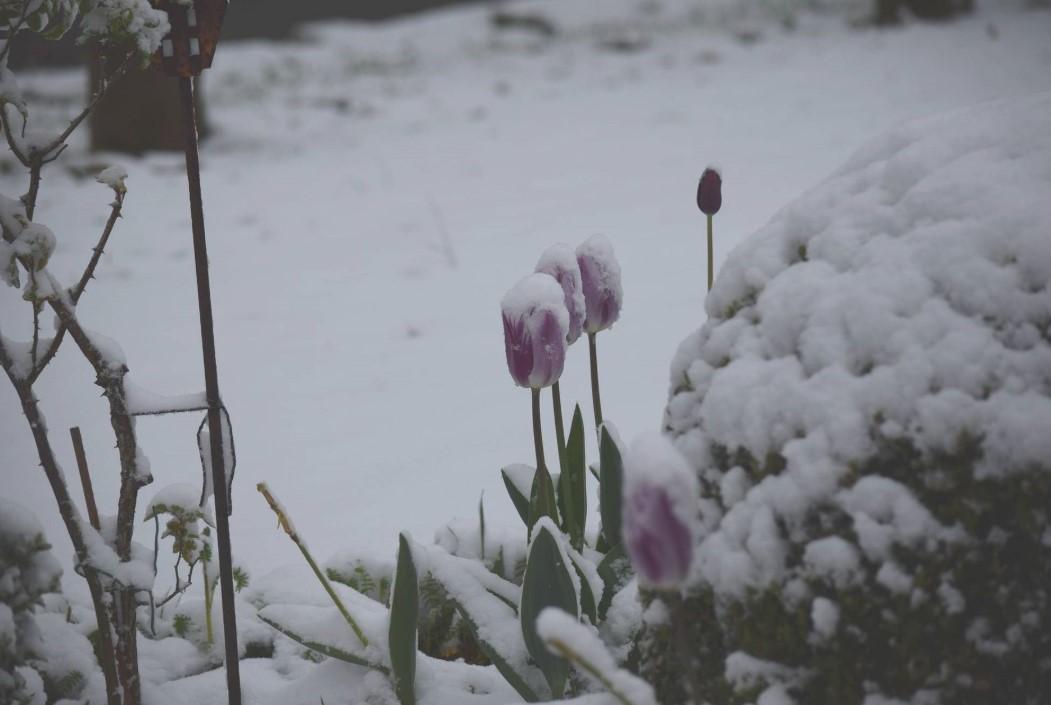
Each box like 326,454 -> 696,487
0,498 -> 62,705
650,93 -> 1051,705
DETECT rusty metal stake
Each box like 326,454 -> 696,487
179,75 -> 242,705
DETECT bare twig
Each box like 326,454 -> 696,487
25,162 -> 41,219
34,52 -> 135,164
0,104 -> 28,165
30,296 -> 39,367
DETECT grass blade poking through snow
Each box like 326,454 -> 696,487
257,482 -> 369,647
389,532 -> 418,705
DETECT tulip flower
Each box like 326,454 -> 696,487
536,244 -> 585,345
501,273 -> 569,390
696,167 -> 722,291
501,273 -> 570,527
576,235 -> 622,430
535,244 -> 586,472
622,432 -> 698,590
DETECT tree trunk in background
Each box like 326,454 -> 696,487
88,52 -> 208,154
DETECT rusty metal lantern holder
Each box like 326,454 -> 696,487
154,0 -> 227,78
153,4 -> 242,705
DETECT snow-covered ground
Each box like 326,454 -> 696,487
2,0 -> 1050,629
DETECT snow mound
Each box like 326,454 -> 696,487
652,93 -> 1051,705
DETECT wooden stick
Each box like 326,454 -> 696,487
70,427 -> 101,531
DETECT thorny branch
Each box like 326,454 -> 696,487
0,33 -> 144,705
28,190 -> 126,384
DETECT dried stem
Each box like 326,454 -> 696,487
257,483 -> 370,647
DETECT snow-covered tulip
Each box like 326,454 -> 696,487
696,167 -> 722,216
576,234 -> 622,430
576,235 -> 622,335
535,244 -> 585,345
697,166 -> 721,291
501,273 -> 569,530
535,244 -> 586,471
501,273 -> 570,390
623,432 -> 699,590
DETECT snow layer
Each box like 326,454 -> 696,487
536,607 -> 657,705
666,91 -> 1051,598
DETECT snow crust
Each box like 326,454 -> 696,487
124,378 -> 208,416
145,482 -> 215,526
667,92 -> 1051,599
536,607 -> 657,705
96,165 -> 128,194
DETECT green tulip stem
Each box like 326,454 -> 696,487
707,213 -> 714,291
668,592 -> 703,705
588,333 -> 604,431
532,388 -> 547,475
551,381 -> 567,472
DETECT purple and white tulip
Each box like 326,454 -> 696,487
576,235 -> 622,335
501,273 -> 570,389
535,244 -> 585,345
623,432 -> 699,590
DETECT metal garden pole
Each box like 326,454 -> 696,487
155,3 -> 241,704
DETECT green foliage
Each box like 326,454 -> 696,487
327,562 -> 391,606
640,437 -> 1051,705
232,566 -> 250,592
502,465 -> 532,526
389,534 -> 418,705
527,466 -> 559,537
172,614 -> 192,639
144,501 -> 213,566
0,0 -> 77,41
520,522 -> 579,699
597,427 -> 623,549
557,406 -> 587,551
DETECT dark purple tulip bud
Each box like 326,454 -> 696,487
697,167 -> 722,216
576,235 -> 623,334
623,432 -> 699,590
535,243 -> 585,345
501,273 -> 570,389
